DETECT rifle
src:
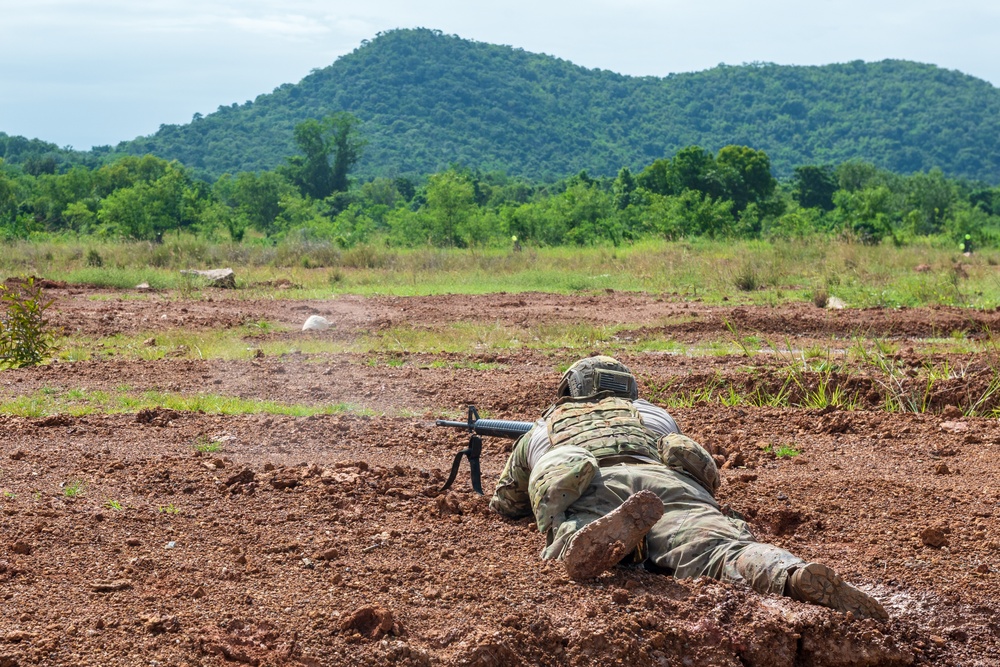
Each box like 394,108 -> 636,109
435,406 -> 534,494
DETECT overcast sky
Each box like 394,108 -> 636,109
2,0 -> 998,151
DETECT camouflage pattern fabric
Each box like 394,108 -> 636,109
527,446 -> 599,534
546,395 -> 661,462
489,431 -> 534,519
543,464 -> 804,596
658,433 -> 721,497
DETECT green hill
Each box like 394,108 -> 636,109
7,28 -> 1000,182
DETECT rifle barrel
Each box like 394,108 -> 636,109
435,418 -> 534,439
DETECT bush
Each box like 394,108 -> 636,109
734,264 -> 761,292
85,248 -> 104,267
0,277 -> 54,367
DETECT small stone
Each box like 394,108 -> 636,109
825,296 -> 846,309
976,564 -> 990,574
192,586 -> 206,599
339,605 -> 395,640
91,579 -> 132,593
165,541 -> 177,549
143,337 -> 157,347
920,526 -> 949,548
934,462 -> 950,475
941,405 -> 963,419
11,541 -> 31,555
611,589 -> 629,605
9,451 -> 25,461
939,421 -> 968,433
125,538 -> 141,547
302,315 -> 332,331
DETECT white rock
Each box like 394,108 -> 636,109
180,268 -> 236,289
826,296 -> 847,310
302,315 -> 332,331
135,282 -> 150,290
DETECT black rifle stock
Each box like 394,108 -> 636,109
436,406 -> 534,494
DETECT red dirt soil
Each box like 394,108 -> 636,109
1,286 -> 999,666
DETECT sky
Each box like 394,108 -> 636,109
2,0 -> 998,151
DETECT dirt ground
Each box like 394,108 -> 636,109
2,285 -> 1000,666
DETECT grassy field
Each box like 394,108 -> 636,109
3,235 -> 999,308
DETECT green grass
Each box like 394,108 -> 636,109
7,236 -> 1000,308
63,480 -> 86,497
104,499 -> 124,511
767,444 -> 801,458
193,436 -> 222,453
0,388 -> 364,418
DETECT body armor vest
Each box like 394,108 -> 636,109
545,394 -> 660,462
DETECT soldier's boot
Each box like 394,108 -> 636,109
786,562 -> 889,621
562,490 -> 664,581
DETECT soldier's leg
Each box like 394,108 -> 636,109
542,467 -> 632,561
636,468 -> 888,619
634,466 -> 804,594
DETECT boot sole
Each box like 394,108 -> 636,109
563,490 -> 664,581
791,562 -> 889,621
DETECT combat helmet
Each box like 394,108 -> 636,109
557,355 -> 639,400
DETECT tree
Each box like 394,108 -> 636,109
232,171 -> 288,237
612,167 -> 635,210
424,170 -> 477,245
282,113 -> 365,200
791,165 -> 837,211
715,145 -> 776,213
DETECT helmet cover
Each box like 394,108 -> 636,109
557,355 -> 638,400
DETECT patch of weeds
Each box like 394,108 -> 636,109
104,499 -> 124,511
159,503 -> 180,515
0,276 -> 55,368
3,490 -> 15,499
192,435 -> 222,453
734,264 -> 761,292
63,480 -> 86,498
767,444 -> 801,458
724,320 -> 757,358
85,249 -> 104,267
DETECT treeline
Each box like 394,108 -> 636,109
1,131 -> 999,250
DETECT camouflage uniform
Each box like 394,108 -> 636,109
490,396 -> 805,596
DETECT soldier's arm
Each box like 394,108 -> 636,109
635,399 -> 681,437
488,427 -> 539,519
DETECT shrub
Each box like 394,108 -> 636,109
85,249 -> 104,267
734,265 -> 761,292
0,277 -> 55,368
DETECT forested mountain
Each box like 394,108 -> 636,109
6,28 -> 1000,183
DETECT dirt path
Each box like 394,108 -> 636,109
1,286 -> 998,665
